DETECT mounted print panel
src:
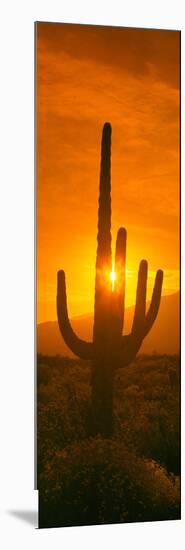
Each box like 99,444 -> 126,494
35,22 -> 180,528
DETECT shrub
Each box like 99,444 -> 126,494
39,438 -> 180,528
37,363 -> 50,386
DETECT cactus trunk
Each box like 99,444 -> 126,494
91,359 -> 114,436
91,123 -> 114,435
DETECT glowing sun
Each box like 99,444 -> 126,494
110,267 -> 117,291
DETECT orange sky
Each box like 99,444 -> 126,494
36,23 -> 180,324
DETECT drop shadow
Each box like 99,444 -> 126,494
7,509 -> 38,527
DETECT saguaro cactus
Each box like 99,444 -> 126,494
57,123 -> 163,436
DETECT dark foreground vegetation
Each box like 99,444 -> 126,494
37,353 -> 180,528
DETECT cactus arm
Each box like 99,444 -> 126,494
144,269 -> 163,334
114,333 -> 141,369
132,259 -> 148,337
116,265 -> 163,369
132,264 -> 163,338
57,270 -> 93,360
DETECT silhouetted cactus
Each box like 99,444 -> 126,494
57,123 -> 163,436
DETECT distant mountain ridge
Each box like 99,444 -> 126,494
37,292 -> 180,357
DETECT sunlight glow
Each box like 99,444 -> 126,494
110,266 -> 117,291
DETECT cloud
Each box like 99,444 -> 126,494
36,23 -> 180,321
37,23 -> 180,89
